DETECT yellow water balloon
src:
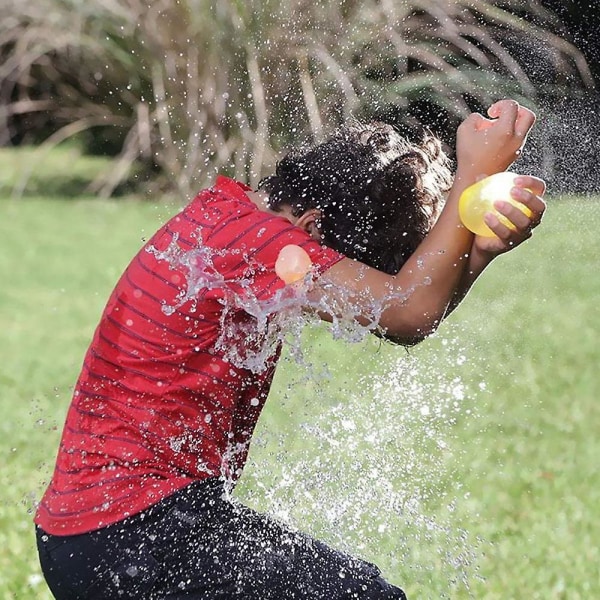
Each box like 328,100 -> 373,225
275,244 -> 312,285
459,172 -> 533,237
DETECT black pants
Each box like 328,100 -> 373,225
36,479 -> 407,599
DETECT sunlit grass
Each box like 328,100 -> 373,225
0,192 -> 177,598
0,144 -> 145,199
1,189 -> 599,598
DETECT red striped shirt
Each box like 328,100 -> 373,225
35,176 -> 343,535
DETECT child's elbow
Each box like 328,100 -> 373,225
378,321 -> 439,347
374,308 -> 444,346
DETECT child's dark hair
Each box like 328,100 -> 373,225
260,122 -> 453,275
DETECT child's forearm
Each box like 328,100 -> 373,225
444,245 -> 495,317
378,167 -> 484,337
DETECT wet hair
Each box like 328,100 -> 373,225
260,121 -> 453,275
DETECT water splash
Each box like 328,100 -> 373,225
146,229 -> 433,370
149,232 -> 485,594
241,335 -> 487,596
147,232 -> 311,372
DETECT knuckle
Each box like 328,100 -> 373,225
498,229 -> 513,242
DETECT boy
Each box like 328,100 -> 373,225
35,99 -> 545,599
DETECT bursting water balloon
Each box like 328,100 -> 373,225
275,244 -> 312,284
459,172 -> 532,237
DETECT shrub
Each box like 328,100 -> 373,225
0,0 -> 593,198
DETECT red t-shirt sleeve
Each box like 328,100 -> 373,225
207,207 -> 344,302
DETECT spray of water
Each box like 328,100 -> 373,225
240,334 -> 487,596
148,230 -> 488,595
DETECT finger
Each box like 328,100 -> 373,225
483,212 -> 521,244
514,175 -> 546,197
475,119 -> 496,132
494,199 -> 532,231
515,107 -> 536,138
510,187 -> 547,226
487,99 -> 519,130
460,112 -> 489,132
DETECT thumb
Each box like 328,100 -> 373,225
461,112 -> 491,132
487,99 -> 519,129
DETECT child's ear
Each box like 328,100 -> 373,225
295,209 -> 322,241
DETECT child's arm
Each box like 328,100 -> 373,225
310,100 -> 543,345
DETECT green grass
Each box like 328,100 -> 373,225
1,179 -> 599,598
0,145 -> 113,199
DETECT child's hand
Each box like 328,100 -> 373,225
472,175 -> 546,257
456,100 -> 536,180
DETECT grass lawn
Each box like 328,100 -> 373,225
1,151 -> 599,598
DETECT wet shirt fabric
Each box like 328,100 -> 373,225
35,176 -> 343,536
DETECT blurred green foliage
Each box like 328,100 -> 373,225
0,0 -> 593,198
